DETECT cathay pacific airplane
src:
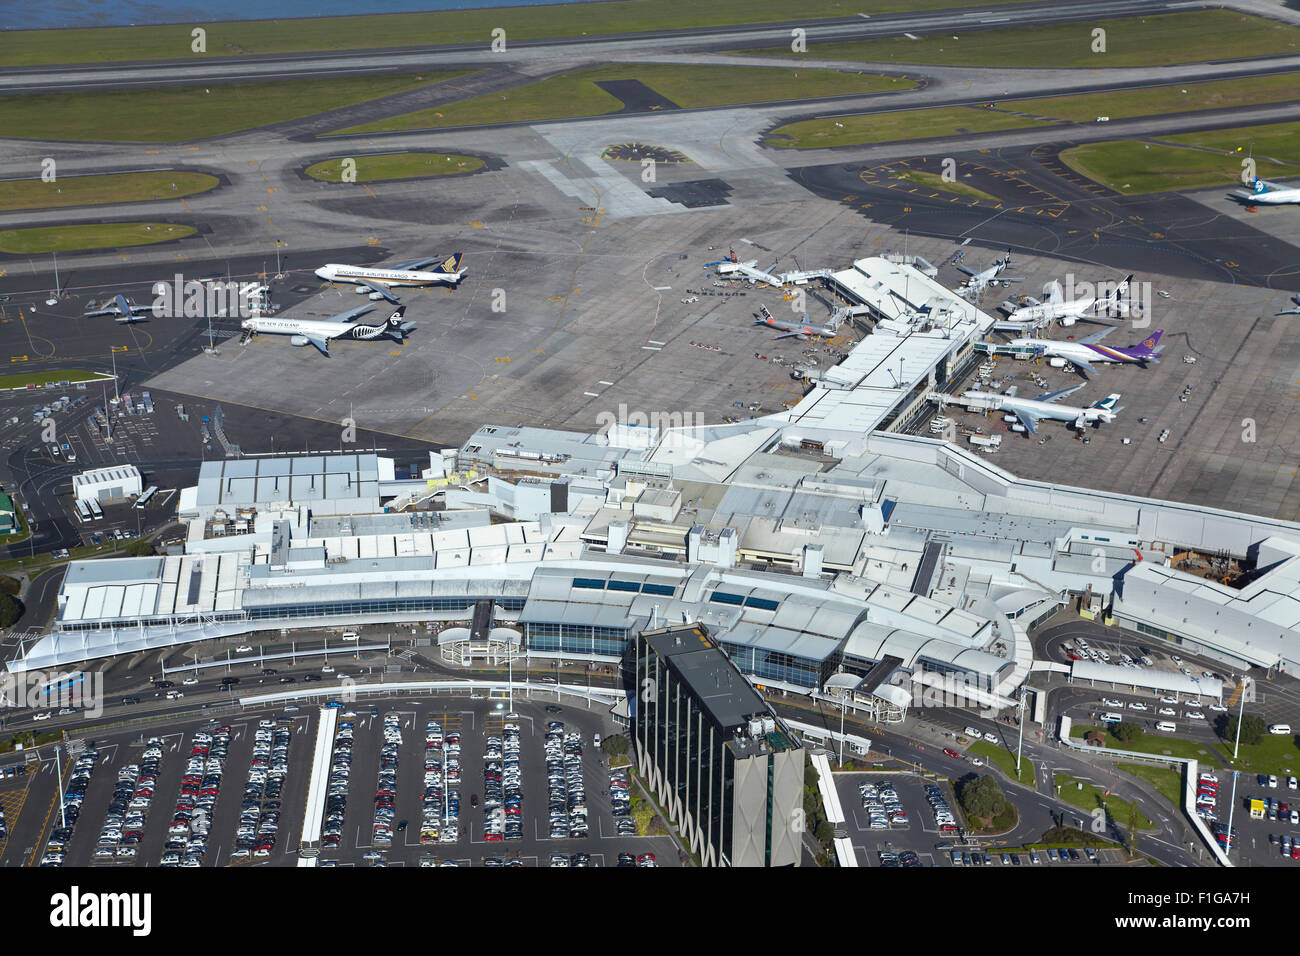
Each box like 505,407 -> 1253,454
315,253 -> 466,301
931,383 -> 1122,434
240,305 -> 411,356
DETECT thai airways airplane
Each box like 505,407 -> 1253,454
1232,178 -> 1300,206
1007,328 -> 1162,377
240,305 -> 411,356
755,305 -> 835,340
315,254 -> 466,301
932,383 -> 1122,434
83,294 -> 152,323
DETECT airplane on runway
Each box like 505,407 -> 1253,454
1006,328 -> 1163,377
755,304 -> 835,340
1233,177 -> 1300,206
315,254 -> 466,300
931,382 -> 1122,434
1276,294 -> 1300,316
82,294 -> 153,323
239,305 -> 412,356
955,250 -> 1023,298
1003,274 -> 1133,327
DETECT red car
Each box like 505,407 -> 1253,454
943,748 -> 961,759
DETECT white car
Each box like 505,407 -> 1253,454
1185,711 -> 1205,721
183,677 -> 199,686
983,732 -> 998,744
1102,698 -> 1122,707
1127,702 -> 1148,711
1159,696 -> 1178,705
235,644 -> 252,653
970,758 -> 984,767
1209,703 -> 1228,713
964,726 -> 982,738
1171,655 -> 1184,665
1158,708 -> 1176,717
1289,777 -> 1298,791
32,711 -> 51,721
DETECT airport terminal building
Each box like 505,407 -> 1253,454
18,258 -> 1300,707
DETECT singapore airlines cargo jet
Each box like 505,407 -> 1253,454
240,305 -> 412,356
315,254 -> 465,302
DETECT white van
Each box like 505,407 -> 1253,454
1155,721 -> 1177,733
1100,712 -> 1123,723
1269,724 -> 1293,735
341,630 -> 359,642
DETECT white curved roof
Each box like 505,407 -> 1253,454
1069,660 -> 1222,698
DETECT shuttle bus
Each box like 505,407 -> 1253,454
135,485 -> 158,509
75,500 -> 92,524
87,498 -> 103,520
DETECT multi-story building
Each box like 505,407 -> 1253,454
634,623 -> 804,867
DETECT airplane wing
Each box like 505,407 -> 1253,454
1071,358 -> 1098,377
320,304 -> 374,323
773,331 -> 809,340
1014,409 -> 1039,435
82,307 -> 120,317
304,335 -> 331,357
955,263 -> 978,277
355,279 -> 401,304
392,257 -> 438,271
1035,383 -> 1086,403
1276,307 -> 1300,316
1078,327 -> 1116,345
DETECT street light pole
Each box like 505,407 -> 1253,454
1224,771 -> 1240,857
1232,683 -> 1247,760
1015,688 -> 1027,779
838,696 -> 846,769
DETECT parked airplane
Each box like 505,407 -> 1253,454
240,305 -> 411,356
1233,178 -> 1300,206
931,382 -> 1122,434
82,294 -> 153,323
1276,294 -> 1300,316
1007,328 -> 1162,377
718,257 -> 784,287
955,251 -> 1023,298
755,304 -> 835,340
1004,274 -> 1133,327
316,254 -> 465,299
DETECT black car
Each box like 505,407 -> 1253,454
121,696 -> 140,705
279,676 -> 296,684
220,677 -> 240,685
303,674 -> 322,682
545,705 -> 562,714
262,668 -> 278,676
154,680 -> 174,688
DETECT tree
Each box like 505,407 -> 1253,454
814,820 -> 834,845
123,538 -> 154,556
601,734 -> 629,757
957,774 -> 1007,821
1113,722 -> 1143,744
0,592 -> 20,628
1224,714 -> 1265,747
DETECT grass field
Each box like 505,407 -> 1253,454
892,169 -> 999,201
1059,139 -> 1300,194
765,105 -> 1048,149
0,369 -> 112,390
0,223 -> 196,254
1076,726 -> 1226,765
305,153 -> 485,183
1118,762 -> 1183,806
1003,73 -> 1300,124
968,740 -> 1036,787
0,171 -> 219,213
0,72 -> 470,142
0,0 -> 1040,67
1054,773 -> 1156,830
1222,731 -> 1300,777
1162,120 -> 1300,166
335,63 -> 912,134
744,10 -> 1300,68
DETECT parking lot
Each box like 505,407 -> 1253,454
835,772 -> 963,868
13,695 -> 678,867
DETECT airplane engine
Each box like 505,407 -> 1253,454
1059,315 -> 1077,327
354,285 -> 371,294
367,292 -> 386,300
289,335 -> 310,347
